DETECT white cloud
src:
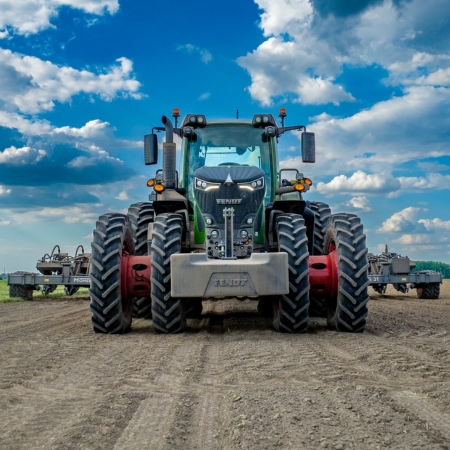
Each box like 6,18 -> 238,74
0,113 -> 140,157
377,206 -> 427,233
294,85 -> 450,177
345,196 -> 372,212
0,111 -> 53,135
198,92 -> 210,101
0,219 -> 10,226
177,44 -> 212,64
413,67 -> 450,87
393,234 -> 431,245
0,146 -> 46,165
115,190 -> 129,201
238,0 -> 450,105
10,204 -> 102,224
316,170 -> 400,195
417,161 -> 449,172
238,36 -> 352,106
418,218 -> 450,231
0,185 -> 11,195
398,173 -> 450,191
0,49 -> 142,114
0,0 -> 119,36
67,151 -> 125,169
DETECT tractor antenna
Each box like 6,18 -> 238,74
236,109 -> 239,119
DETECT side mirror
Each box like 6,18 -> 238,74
301,132 -> 315,163
144,134 -> 158,165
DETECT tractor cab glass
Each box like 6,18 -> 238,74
183,125 -> 273,206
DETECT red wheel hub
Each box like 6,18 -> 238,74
309,250 -> 339,300
121,254 -> 151,300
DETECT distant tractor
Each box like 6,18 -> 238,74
368,246 -> 441,299
89,109 -> 370,334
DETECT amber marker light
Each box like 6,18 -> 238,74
294,183 -> 305,191
173,108 -> 180,116
279,108 -> 286,116
147,178 -> 156,187
154,184 -> 165,193
304,178 -> 312,185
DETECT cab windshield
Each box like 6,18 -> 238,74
184,124 -> 273,203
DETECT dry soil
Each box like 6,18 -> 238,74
1,281 -> 450,449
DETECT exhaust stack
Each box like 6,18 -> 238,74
161,115 -> 176,189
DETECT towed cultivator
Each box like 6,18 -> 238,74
8,245 -> 90,299
90,110 -> 370,334
368,247 -> 442,299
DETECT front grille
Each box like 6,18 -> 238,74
195,184 -> 264,225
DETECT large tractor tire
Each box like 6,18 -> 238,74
273,214 -> 310,333
416,283 -> 440,299
9,284 -> 33,300
127,202 -> 154,319
127,202 -> 154,255
323,213 -> 370,332
308,202 -> 331,318
150,213 -> 186,334
89,213 -> 134,334
309,201 -> 331,255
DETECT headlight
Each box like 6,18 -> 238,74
194,177 -> 220,191
238,176 -> 265,191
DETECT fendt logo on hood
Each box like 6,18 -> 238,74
216,199 -> 242,205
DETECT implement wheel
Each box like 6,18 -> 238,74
150,213 -> 186,334
323,213 -> 370,332
127,202 -> 154,319
417,283 -> 440,299
9,284 -> 33,300
273,214 -> 310,333
89,213 -> 134,334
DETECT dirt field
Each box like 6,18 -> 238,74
1,282 -> 450,450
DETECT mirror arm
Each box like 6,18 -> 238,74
277,125 -> 306,137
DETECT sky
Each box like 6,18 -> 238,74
1,0 -> 450,272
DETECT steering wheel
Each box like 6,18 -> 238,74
218,162 -> 240,166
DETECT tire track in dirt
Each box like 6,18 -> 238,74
0,305 -> 88,340
1,285 -> 450,449
315,337 -> 450,444
112,327 -> 222,450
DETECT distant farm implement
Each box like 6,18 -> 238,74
368,246 -> 442,299
7,245 -> 91,300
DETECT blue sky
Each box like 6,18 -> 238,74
1,0 -> 450,272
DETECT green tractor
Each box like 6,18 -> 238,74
89,110 -> 369,334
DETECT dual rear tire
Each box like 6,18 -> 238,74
127,202 -> 154,319
89,213 -> 134,334
323,213 -> 370,332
